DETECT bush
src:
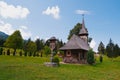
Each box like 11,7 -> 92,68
28,52 -> 32,56
52,57 -> 60,66
24,51 -> 27,56
13,49 -> 16,56
33,52 -> 36,57
87,49 -> 95,65
36,52 -> 40,57
44,46 -> 51,57
19,51 -> 22,56
100,55 -> 103,63
7,49 -> 10,55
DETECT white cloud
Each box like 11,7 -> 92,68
76,10 -> 90,15
42,6 -> 60,19
0,20 -> 14,35
0,20 -> 32,39
19,26 -> 32,39
90,39 -> 96,49
0,1 -> 30,19
20,25 -> 28,30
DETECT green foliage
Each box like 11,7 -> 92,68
3,30 -> 23,56
1,47 -> 25,56
24,51 -> 27,56
4,30 -> 23,50
13,50 -> 15,55
44,46 -> 51,57
2,48 -> 8,55
23,38 -> 31,52
16,49 -> 24,56
26,41 -> 37,53
52,57 -> 60,66
56,39 -> 64,50
40,50 -> 44,57
33,52 -> 37,57
35,39 -> 44,52
58,50 -> 64,58
106,39 -> 120,58
99,55 -> 103,63
114,44 -> 120,57
88,37 -> 92,43
67,23 -> 92,43
106,39 -> 114,58
45,40 -> 50,46
87,49 -> 95,65
19,51 -> 22,56
0,47 -> 3,55
23,39 -> 37,56
68,23 -> 82,40
98,41 -> 105,54
59,50 -> 64,55
28,52 -> 32,56
7,49 -> 10,55
35,39 -> 41,51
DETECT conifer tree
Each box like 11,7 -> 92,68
98,41 -> 105,54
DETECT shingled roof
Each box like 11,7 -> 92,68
59,34 -> 89,51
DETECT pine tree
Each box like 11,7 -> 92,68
98,41 -> 105,54
113,44 -> 119,57
35,38 -> 41,52
106,39 -> 114,58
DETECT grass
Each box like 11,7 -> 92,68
0,55 -> 120,80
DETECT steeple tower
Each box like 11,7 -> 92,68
79,14 -> 88,42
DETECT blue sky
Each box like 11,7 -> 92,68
0,0 -> 120,52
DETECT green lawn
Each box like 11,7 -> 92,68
0,55 -> 120,80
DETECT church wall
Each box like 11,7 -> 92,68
63,49 -> 87,64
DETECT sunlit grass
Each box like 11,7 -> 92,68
0,55 -> 120,80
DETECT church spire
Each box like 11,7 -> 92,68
79,14 -> 88,36
82,14 -> 85,29
79,14 -> 88,42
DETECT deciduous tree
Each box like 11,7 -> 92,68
68,23 -> 82,40
4,30 -> 23,55
67,23 -> 92,43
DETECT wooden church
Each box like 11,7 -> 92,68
60,16 -> 89,64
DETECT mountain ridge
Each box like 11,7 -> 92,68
0,31 -> 9,40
